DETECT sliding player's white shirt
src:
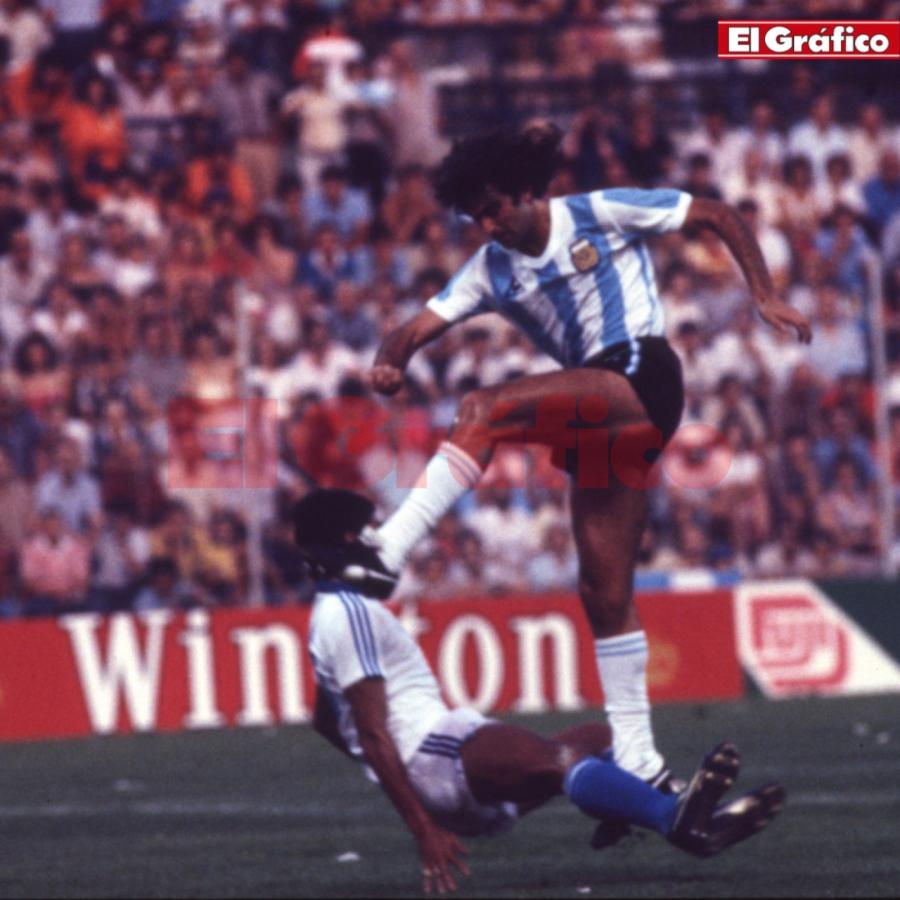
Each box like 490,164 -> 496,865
426,188 -> 693,367
309,584 -> 449,765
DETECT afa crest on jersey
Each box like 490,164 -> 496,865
569,238 -> 599,272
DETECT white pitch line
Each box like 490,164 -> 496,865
0,801 -> 318,818
789,790 -> 900,807
0,791 -> 897,820
740,759 -> 900,778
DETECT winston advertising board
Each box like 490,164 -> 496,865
0,591 -> 741,742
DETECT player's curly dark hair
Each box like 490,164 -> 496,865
431,123 -> 564,213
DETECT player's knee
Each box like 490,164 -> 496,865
578,574 -> 631,634
455,388 -> 493,427
610,420 -> 664,491
526,765 -> 566,799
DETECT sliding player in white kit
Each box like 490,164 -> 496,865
340,125 -> 810,850
299,489 -> 786,895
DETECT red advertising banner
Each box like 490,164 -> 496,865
717,20 -> 900,59
0,591 -> 742,743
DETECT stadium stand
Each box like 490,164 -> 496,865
0,0 -> 897,617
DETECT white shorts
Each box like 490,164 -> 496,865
406,707 -> 518,838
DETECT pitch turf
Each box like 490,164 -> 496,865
0,694 -> 898,899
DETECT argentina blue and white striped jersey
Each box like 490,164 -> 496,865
426,188 -> 693,367
309,585 -> 448,765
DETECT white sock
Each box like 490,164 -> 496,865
376,441 -> 482,573
594,631 -> 664,781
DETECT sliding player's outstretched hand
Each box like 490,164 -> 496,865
369,364 -> 406,396
418,823 -> 470,895
759,300 -> 813,344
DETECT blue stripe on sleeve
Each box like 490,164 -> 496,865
337,594 -> 372,675
486,243 -> 564,363
601,188 -> 682,209
595,635 -> 647,655
419,747 -> 459,760
565,195 -> 629,348
344,592 -> 382,676
342,592 -> 382,677
536,259 -> 585,366
426,733 -> 463,744
338,593 -> 380,677
421,737 -> 463,751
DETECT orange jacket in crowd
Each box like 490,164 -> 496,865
60,101 -> 126,192
184,158 -> 256,223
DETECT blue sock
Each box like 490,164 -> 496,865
564,757 -> 679,835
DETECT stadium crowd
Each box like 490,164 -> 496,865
0,0 -> 898,617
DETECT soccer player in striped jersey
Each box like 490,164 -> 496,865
348,125 -> 810,820
299,489 -> 785,895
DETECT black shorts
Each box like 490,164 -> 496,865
583,336 -> 685,445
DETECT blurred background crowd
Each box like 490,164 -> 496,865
0,0 -> 899,616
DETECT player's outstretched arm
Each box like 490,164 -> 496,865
370,309 -> 453,396
683,198 -> 812,344
345,678 -> 470,894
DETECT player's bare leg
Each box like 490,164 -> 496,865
570,478 -> 663,782
371,369 -> 667,783
458,722 -> 611,808
457,723 -> 779,855
460,723 -> 572,808
375,367 -> 650,573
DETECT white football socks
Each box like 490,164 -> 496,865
376,441 -> 483,573
594,631 -> 664,781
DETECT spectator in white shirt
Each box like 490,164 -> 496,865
751,326 -> 806,401
730,98 -> 785,179
753,519 -> 819,579
383,39 -> 448,169
670,320 -> 715,416
280,61 -> 349,193
701,304 -> 772,390
26,180 -> 81,261
661,262 -> 703,342
527,521 -> 579,593
34,437 -> 102,534
815,153 -> 865,220
464,479 -> 538,572
30,279 -> 89,352
89,503 -> 151,613
446,528 -> 523,596
806,284 -> 868,384
0,0 -> 51,78
444,325 -> 512,393
847,101 -> 900,185
787,94 -> 849,183
118,61 -> 176,173
228,0 -> 288,34
0,228 -> 52,321
273,314 -> 363,405
776,155 -> 820,251
680,106 -> 745,186
723,145 -> 780,226
178,8 -> 224,66
98,168 -> 163,242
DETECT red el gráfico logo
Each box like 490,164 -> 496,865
718,20 -> 900,59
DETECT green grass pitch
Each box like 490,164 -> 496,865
0,694 -> 898,898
